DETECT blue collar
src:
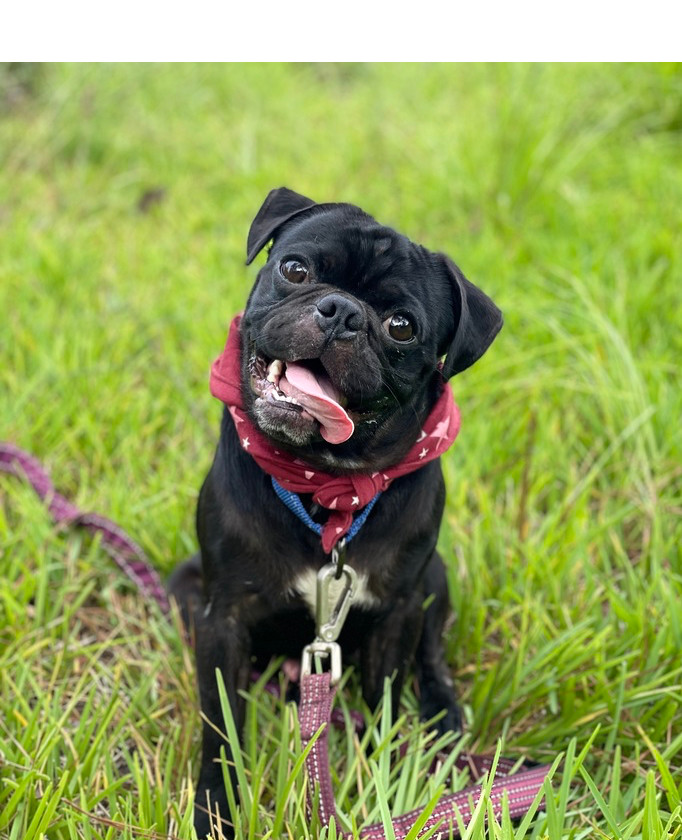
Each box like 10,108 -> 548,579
271,477 -> 381,548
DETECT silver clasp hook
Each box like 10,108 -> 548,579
316,554 -> 357,643
301,540 -> 357,685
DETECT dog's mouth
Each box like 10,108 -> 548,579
249,352 -> 355,444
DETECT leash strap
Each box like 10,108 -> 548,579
299,672 -> 340,826
0,442 -> 170,614
299,672 -> 551,839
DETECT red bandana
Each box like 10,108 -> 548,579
210,315 -> 461,552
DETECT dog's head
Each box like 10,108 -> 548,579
240,187 -> 502,471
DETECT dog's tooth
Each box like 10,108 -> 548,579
267,359 -> 284,383
272,390 -> 300,407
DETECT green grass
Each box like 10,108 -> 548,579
1,62 -> 681,839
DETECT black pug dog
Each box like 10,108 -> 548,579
169,187 -> 502,837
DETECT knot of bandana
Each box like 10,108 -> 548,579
210,314 -> 462,552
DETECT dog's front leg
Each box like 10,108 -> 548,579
194,607 -> 251,839
360,595 -> 425,719
414,551 -> 461,735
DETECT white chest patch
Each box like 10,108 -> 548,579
292,568 -> 380,617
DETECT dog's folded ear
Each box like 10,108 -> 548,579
439,256 -> 503,378
246,187 -> 317,265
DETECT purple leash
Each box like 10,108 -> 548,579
2,441 -> 552,836
300,672 -> 551,839
0,442 -> 170,613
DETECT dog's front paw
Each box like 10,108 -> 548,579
194,792 -> 234,840
420,683 -> 462,737
193,807 -> 212,840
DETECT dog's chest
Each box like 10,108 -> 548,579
291,567 -> 380,617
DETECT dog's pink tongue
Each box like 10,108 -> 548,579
280,362 -> 355,444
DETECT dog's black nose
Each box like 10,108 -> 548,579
315,294 -> 366,339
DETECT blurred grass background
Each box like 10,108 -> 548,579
1,63 -> 681,838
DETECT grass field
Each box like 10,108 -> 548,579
1,63 -> 681,839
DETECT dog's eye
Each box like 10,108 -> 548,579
280,259 -> 309,283
384,313 -> 415,342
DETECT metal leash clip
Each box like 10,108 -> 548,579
301,541 -> 357,686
